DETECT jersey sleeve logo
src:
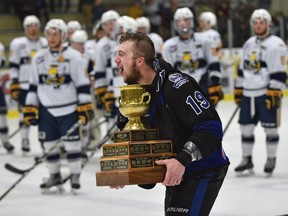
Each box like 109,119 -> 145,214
168,73 -> 188,89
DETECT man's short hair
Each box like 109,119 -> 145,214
119,32 -> 155,68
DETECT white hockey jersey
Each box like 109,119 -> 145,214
9,36 -> 47,90
148,32 -> 163,57
198,29 -> 222,57
236,35 -> 288,97
26,46 -> 91,117
92,36 -> 117,89
162,33 -> 221,83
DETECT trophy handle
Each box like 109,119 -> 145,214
118,96 -> 122,105
141,92 -> 151,104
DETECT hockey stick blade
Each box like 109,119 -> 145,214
5,163 -> 30,175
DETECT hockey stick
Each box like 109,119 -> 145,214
8,126 -> 21,139
223,106 -> 240,135
4,120 -> 82,175
62,122 -> 117,184
0,120 -> 82,202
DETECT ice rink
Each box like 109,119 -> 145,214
0,98 -> 288,216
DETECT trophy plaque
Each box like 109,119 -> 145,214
96,84 -> 175,186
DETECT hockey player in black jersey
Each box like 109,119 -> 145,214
111,32 -> 229,216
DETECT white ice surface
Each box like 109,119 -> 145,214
1,98 -> 288,216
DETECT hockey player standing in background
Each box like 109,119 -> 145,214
24,19 -> 94,191
198,11 -> 223,59
162,7 -> 224,107
234,9 -> 287,176
9,15 -> 47,153
70,29 -> 93,159
135,16 -> 163,58
92,10 -> 119,139
0,41 -> 15,153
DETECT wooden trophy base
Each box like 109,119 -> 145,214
96,129 -> 175,187
96,166 -> 166,186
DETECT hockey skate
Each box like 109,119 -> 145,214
70,174 -> 81,193
234,156 -> 255,176
21,138 -> 30,153
264,157 -> 276,177
3,141 -> 15,153
40,173 -> 64,194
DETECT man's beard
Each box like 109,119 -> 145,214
255,29 -> 268,38
124,61 -> 142,84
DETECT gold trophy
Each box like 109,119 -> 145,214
96,84 -> 175,186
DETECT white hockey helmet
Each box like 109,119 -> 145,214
250,9 -> 272,31
116,16 -> 137,34
101,10 -> 120,24
198,11 -> 217,28
67,20 -> 81,31
92,21 -> 102,36
174,7 -> 194,35
23,15 -> 40,30
135,17 -> 151,33
71,30 -> 88,43
45,19 -> 68,41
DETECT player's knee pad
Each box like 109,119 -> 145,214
264,128 -> 279,142
240,124 -> 255,137
44,141 -> 61,162
64,140 -> 81,153
0,114 -> 7,126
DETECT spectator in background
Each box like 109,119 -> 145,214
49,0 -> 70,12
13,0 -> 36,25
35,0 -> 49,25
92,0 -> 107,24
143,0 -> 161,34
78,0 -> 94,29
128,0 -> 143,19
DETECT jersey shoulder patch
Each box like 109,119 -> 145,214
168,73 -> 188,89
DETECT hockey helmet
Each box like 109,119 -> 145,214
45,19 -> 68,41
116,16 -> 137,34
23,15 -> 40,30
101,10 -> 120,24
135,17 -> 151,33
174,7 -> 194,35
250,9 -> 272,30
71,30 -> 88,43
198,11 -> 217,28
67,20 -> 81,31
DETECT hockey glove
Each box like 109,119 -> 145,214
94,86 -> 107,109
23,105 -> 38,126
207,84 -> 224,106
77,102 -> 95,125
234,87 -> 243,106
104,91 -> 116,113
265,88 -> 282,109
10,79 -> 21,101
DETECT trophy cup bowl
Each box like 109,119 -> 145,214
118,84 -> 151,130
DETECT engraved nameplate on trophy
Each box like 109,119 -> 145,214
96,84 -> 175,186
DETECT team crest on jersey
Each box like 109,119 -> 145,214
180,52 -> 199,72
29,50 -> 37,58
46,65 -> 65,88
168,73 -> 188,89
244,51 -> 261,73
